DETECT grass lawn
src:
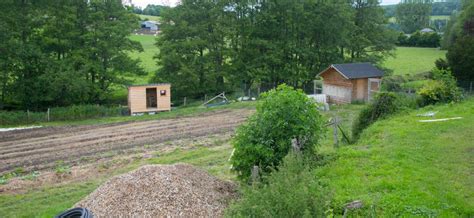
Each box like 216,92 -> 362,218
138,14 -> 160,21
383,47 -> 447,76
318,99 -> 474,216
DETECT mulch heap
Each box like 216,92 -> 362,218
75,164 -> 237,217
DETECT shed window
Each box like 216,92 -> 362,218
160,90 -> 166,96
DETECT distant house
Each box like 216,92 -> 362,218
316,63 -> 384,104
140,21 -> 159,34
420,28 -> 435,33
128,84 -> 171,115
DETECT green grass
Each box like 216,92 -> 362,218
388,15 -> 450,23
383,47 -> 447,76
110,34 -> 160,101
318,99 -> 474,216
129,34 -> 160,80
430,15 -> 450,21
138,14 -> 160,22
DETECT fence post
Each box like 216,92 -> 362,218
333,117 -> 339,148
27,109 -> 30,124
470,81 -> 473,94
204,94 -> 207,102
183,97 -> 187,106
251,165 -> 260,184
47,108 -> 50,122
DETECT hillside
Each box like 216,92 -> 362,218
318,99 -> 474,216
382,47 -> 446,75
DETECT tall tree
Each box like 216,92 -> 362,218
347,0 -> 397,63
446,0 -> 474,81
0,0 -> 144,109
396,0 -> 433,33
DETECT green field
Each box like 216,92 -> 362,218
129,34 -> 160,83
138,14 -> 160,21
383,47 -> 447,75
318,99 -> 474,216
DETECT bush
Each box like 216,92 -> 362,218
230,84 -> 325,182
352,92 -> 400,140
226,153 -> 329,217
417,69 -> 462,106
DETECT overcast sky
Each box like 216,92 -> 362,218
131,0 -> 402,8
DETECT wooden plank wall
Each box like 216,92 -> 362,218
128,84 -> 171,114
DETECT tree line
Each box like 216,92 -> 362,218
0,0 -> 143,110
153,0 -> 397,101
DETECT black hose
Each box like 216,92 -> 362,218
54,207 -> 93,218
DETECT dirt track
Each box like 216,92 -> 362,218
0,109 -> 252,174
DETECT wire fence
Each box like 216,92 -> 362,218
0,105 -> 128,126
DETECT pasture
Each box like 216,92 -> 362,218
382,47 -> 446,76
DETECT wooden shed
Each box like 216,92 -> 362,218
316,63 -> 384,104
128,84 -> 171,115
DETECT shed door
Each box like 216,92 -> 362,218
368,78 -> 381,102
323,84 -> 352,103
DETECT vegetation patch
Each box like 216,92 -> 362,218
318,99 -> 474,216
382,47 -> 447,75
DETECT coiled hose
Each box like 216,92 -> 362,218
55,207 -> 93,218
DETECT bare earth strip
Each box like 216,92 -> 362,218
0,109 -> 253,174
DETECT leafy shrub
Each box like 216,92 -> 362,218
418,69 -> 462,106
226,153 -> 329,217
230,84 -> 325,182
352,92 -> 400,140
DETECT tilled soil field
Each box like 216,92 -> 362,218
0,109 -> 253,174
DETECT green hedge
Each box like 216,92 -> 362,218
0,105 -> 126,126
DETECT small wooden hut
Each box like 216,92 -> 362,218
128,84 -> 171,115
316,63 -> 384,104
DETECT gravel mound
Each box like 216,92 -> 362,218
75,164 -> 237,217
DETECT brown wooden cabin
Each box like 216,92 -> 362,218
128,84 -> 171,115
316,63 -> 383,104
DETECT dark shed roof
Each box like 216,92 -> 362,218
318,63 -> 384,79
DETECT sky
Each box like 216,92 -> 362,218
130,0 -> 403,8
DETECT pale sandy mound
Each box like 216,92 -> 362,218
75,164 -> 237,217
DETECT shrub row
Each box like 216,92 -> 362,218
0,105 -> 126,126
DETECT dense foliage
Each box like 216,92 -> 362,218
418,69 -> 462,105
230,85 -> 325,182
443,0 -> 474,82
0,0 -> 144,110
352,92 -> 401,140
226,154 -> 329,217
155,0 -> 397,101
396,0 -> 432,33
397,31 -> 441,47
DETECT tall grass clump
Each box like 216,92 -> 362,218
226,153 -> 330,217
230,84 -> 326,182
352,92 -> 401,141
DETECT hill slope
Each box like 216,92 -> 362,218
319,99 -> 474,216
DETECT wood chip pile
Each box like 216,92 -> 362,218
75,164 -> 237,217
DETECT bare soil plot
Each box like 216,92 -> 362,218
0,109 -> 253,174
